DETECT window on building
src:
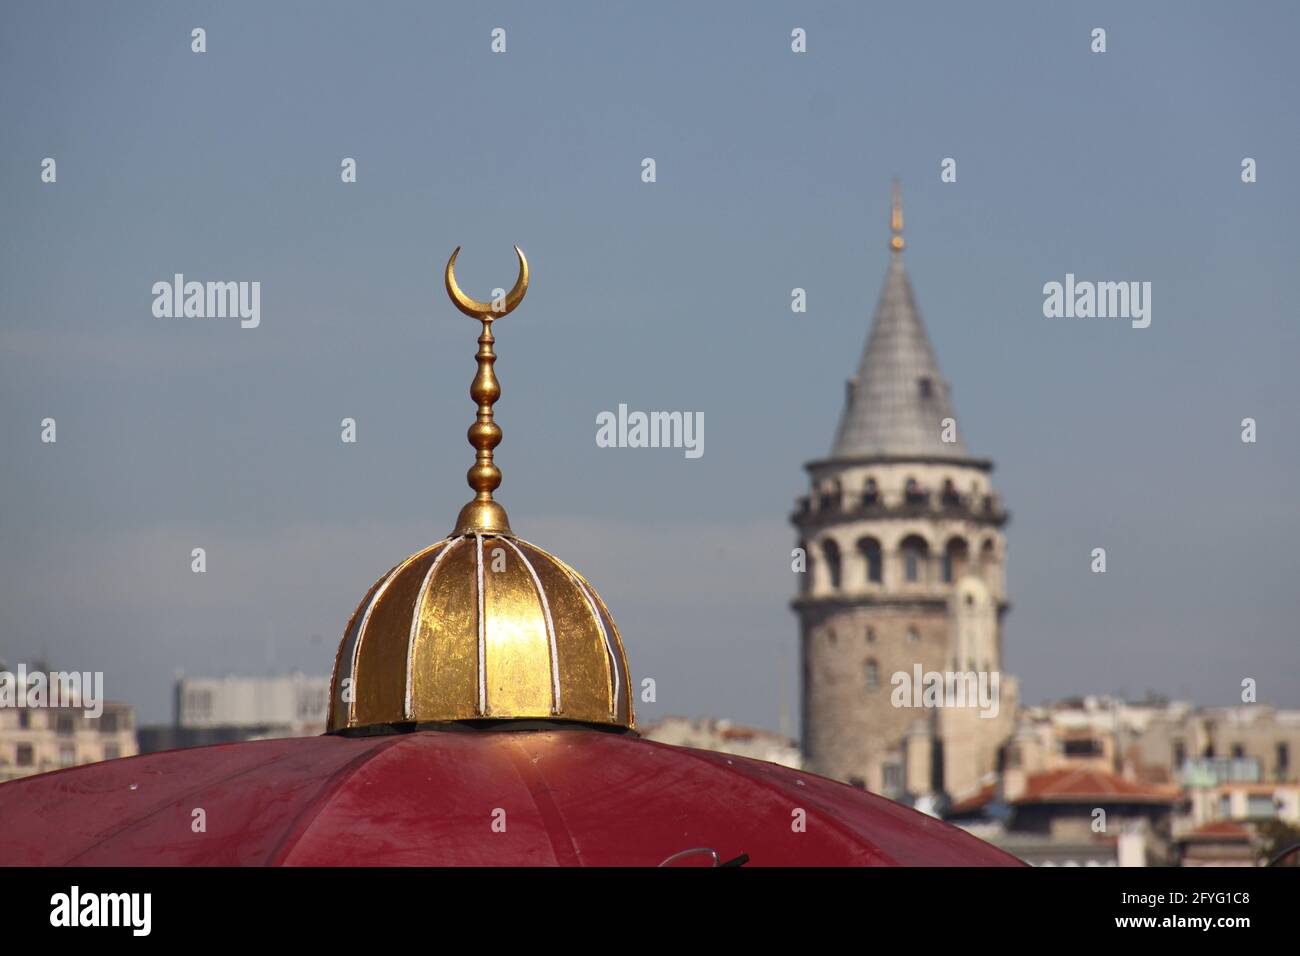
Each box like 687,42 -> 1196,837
1246,794 -> 1277,819
943,537 -> 969,584
18,710 -> 30,729
100,712 -> 119,733
858,537 -> 882,584
900,535 -> 928,583
863,477 -> 880,507
941,478 -> 960,507
298,688 -> 327,721
55,713 -> 75,735
1173,741 -> 1186,767
103,743 -> 120,761
904,478 -> 927,505
821,539 -> 842,590
187,689 -> 213,721
1231,743 -> 1245,759
16,744 -> 34,766
979,538 -> 997,585
817,480 -> 842,512
865,627 -> 876,644
864,659 -> 879,691
882,762 -> 904,795
1063,738 -> 1104,757
1278,743 -> 1290,776
58,745 -> 76,768
917,378 -> 932,399
906,628 -> 920,643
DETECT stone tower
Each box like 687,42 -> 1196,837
791,185 -> 1016,804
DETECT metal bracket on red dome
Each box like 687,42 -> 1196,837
658,847 -> 750,867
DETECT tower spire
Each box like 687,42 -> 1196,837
890,179 -> 905,253
832,185 -> 969,460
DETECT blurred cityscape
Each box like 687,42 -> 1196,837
3,191 -> 1295,868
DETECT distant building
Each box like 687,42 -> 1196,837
0,661 -> 137,782
137,672 -> 329,753
1187,779 -> 1300,827
1176,821 -> 1258,867
949,767 -> 1178,866
1004,696 -> 1300,794
950,695 -> 1300,865
639,716 -> 801,769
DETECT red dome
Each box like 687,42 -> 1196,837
0,728 -> 1019,866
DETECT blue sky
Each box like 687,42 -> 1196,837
2,1 -> 1297,726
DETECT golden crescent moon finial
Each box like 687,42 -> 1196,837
445,245 -> 529,320
445,245 -> 530,537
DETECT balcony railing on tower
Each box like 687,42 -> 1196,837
793,490 -> 1008,528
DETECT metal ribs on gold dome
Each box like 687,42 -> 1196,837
326,247 -> 635,731
327,535 -> 633,730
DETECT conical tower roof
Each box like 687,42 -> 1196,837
831,185 -> 968,460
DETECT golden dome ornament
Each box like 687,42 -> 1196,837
445,244 -> 527,536
327,247 -> 635,733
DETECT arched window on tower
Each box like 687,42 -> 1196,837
941,478 -> 961,507
864,658 -> 880,690
858,536 -> 883,584
821,539 -> 842,590
904,477 -> 927,506
817,479 -> 842,513
979,537 -> 997,588
900,534 -> 929,584
863,477 -> 880,507
942,536 -> 969,583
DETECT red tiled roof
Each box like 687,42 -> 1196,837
1181,821 -> 1253,843
1011,768 -> 1178,805
720,726 -> 758,742
949,782 -> 998,815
